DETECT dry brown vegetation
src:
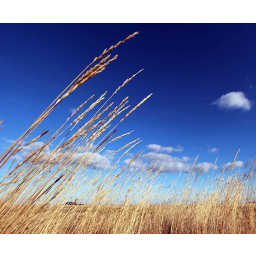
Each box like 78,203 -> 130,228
0,32 -> 256,234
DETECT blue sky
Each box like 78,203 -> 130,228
1,24 -> 256,184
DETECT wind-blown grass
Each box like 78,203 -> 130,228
0,32 -> 256,234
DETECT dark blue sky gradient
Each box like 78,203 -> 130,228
1,24 -> 256,177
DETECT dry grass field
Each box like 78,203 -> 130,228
1,203 -> 256,234
0,32 -> 256,234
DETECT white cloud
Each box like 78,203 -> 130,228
103,150 -> 115,159
146,144 -> 184,153
9,141 -> 50,163
142,152 -> 190,173
194,162 -> 217,173
8,140 -> 111,170
209,147 -> 218,153
10,154 -> 23,163
161,146 -> 174,153
123,148 -> 244,174
173,146 -> 184,152
213,91 -> 252,111
147,144 -> 162,152
182,156 -> 190,162
123,158 -> 144,169
20,142 -> 50,158
222,161 -> 244,171
88,153 -> 111,169
52,150 -> 112,170
141,152 -> 216,174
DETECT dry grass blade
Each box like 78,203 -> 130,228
0,32 -> 139,166
0,120 -> 3,133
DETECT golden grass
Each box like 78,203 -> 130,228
0,32 -> 256,234
1,202 -> 256,234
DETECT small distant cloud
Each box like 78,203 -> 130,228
213,91 -> 252,111
69,108 -> 76,114
147,144 -> 184,153
222,161 -> 244,171
209,147 -> 218,153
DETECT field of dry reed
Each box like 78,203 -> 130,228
0,32 -> 256,234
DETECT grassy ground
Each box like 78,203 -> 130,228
1,203 -> 256,234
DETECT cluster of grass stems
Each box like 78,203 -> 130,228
0,33 -> 256,234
